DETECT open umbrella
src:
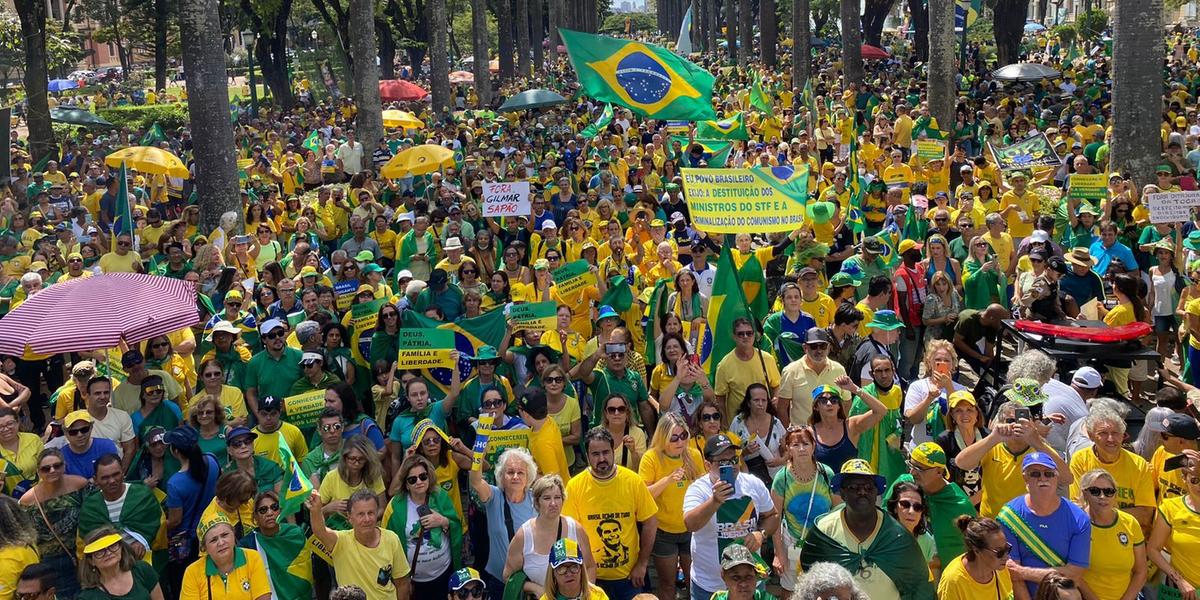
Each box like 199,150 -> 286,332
379,79 -> 429,102
1024,21 -> 1047,33
449,71 -> 475,84
861,44 -> 891,60
380,144 -> 455,178
48,79 -> 78,92
104,146 -> 190,179
49,107 -> 113,128
992,62 -> 1061,82
0,274 -> 202,356
498,89 -> 567,112
382,109 -> 423,130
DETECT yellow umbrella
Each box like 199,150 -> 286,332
382,109 -> 423,130
380,144 -> 455,178
104,146 -> 190,179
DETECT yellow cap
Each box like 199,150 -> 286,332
65,410 -> 93,428
83,534 -> 123,555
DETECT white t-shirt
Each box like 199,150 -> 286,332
683,472 -> 773,592
404,497 -> 451,582
336,142 -> 364,174
688,264 -> 716,299
902,377 -> 966,451
91,408 -> 136,453
1042,379 -> 1089,457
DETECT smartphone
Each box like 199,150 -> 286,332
688,354 -> 700,367
1165,454 -> 1192,472
1013,407 -> 1032,422
719,465 -> 737,490
934,362 -> 951,377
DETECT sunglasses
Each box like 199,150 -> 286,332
482,398 -> 506,409
1085,486 -> 1117,498
816,395 -> 840,405
457,587 -> 486,599
67,425 -> 92,436
543,376 -> 565,384
734,330 -> 755,338
987,542 -> 1013,558
197,409 -> 216,417
39,461 -> 65,473
320,422 -> 344,432
669,430 -> 690,443
256,503 -> 281,514
143,386 -> 165,395
897,499 -> 925,512
700,412 -> 721,422
406,472 -> 430,484
202,371 -> 222,379
607,352 -> 626,359
1024,469 -> 1057,479
606,404 -> 627,414
263,331 -> 285,340
229,438 -> 254,449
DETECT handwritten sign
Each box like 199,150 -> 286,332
916,139 -> 945,161
1148,191 -> 1200,224
471,414 -> 495,471
283,390 -> 326,430
1067,174 -> 1108,201
396,328 -> 456,369
509,301 -> 558,333
334,280 -> 359,312
552,260 -> 597,297
482,181 -> 531,217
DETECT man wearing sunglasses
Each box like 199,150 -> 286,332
51,410 -> 119,479
572,339 -> 653,429
776,328 -> 847,428
997,452 -> 1091,599
245,319 -> 304,416
98,232 -> 144,274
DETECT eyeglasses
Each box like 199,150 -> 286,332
669,430 -> 690,443
67,425 -> 91,437
461,270 -> 477,275
734,330 -> 755,338
1024,469 -> 1057,479
1085,486 -> 1117,498
89,544 -> 121,558
39,461 -> 65,473
406,472 -> 430,484
117,241 -> 132,247
256,503 -> 281,514
547,255 -> 561,261
554,563 -> 582,574
606,404 -> 627,414
320,422 -> 344,432
225,301 -> 242,307
897,499 -> 925,512
543,376 -> 565,384
700,412 -> 721,422
16,591 -> 47,600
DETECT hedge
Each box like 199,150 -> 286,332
98,103 -> 190,131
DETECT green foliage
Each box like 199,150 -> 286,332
1052,23 -> 1076,46
98,103 -> 190,130
599,12 -> 655,34
0,11 -> 87,87
449,0 -> 498,60
1074,9 -> 1106,42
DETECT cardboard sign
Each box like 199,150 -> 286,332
552,260 -> 597,297
333,279 -> 358,312
509,301 -> 558,333
1147,191 -> 1200,224
350,298 -> 384,366
396,328 -> 456,369
283,390 -> 326,430
483,428 -> 531,472
1067,174 -> 1108,201
916,139 -> 946,161
481,181 -> 531,217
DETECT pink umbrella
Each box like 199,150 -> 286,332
379,79 -> 430,102
0,273 -> 202,355
861,44 -> 891,60
449,70 -> 475,84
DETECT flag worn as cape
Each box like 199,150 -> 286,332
244,524 -> 314,599
733,250 -> 769,323
884,474 -> 976,562
800,508 -> 937,600
78,483 -> 165,564
846,137 -> 866,234
670,135 -> 733,167
382,487 -> 463,569
851,383 -> 906,483
703,247 -> 752,383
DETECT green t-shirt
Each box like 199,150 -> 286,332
245,347 -> 304,403
77,558 -> 158,600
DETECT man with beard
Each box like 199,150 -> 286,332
563,427 -> 659,600
799,459 -> 934,600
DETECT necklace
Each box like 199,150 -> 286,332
790,463 -> 816,483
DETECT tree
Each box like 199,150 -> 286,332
791,0 -> 809,92
241,0 -> 297,109
498,0 -> 514,79
859,0 -> 896,47
1074,9 -> 1106,42
993,0 -> 1029,66
839,0 -> 862,86
737,0 -> 751,66
13,0 -> 53,163
761,0 -> 777,66
377,18 -> 397,79
927,0 -> 954,129
515,0 -> 531,77
906,0 -> 927,61
724,0 -> 736,63
382,0 -> 431,75
347,0 -> 383,146
429,0 -> 452,112
471,0 -> 492,102
310,0 -> 354,77
531,0 -> 544,69
1110,0 -> 1162,187
178,0 -> 241,236
547,0 -> 561,47
811,0 -> 835,36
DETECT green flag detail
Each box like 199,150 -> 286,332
696,112 -> 749,140
278,435 -> 313,520
560,29 -> 716,121
302,130 -> 322,154
112,162 -> 133,252
750,72 -> 772,112
580,103 -> 615,138
702,247 -> 752,383
141,122 -> 167,146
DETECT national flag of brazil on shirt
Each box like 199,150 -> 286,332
696,112 -> 749,140
560,29 -> 716,121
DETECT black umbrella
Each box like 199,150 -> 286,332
50,107 -> 114,128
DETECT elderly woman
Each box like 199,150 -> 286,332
794,562 -> 868,600
132,375 -> 182,438
188,395 -> 230,466
469,447 -> 538,595
0,407 -> 42,496
77,527 -> 164,600
539,539 -> 604,600
936,516 -> 1014,600
1074,468 -> 1147,600
384,454 -> 463,596
504,475 -> 596,598
180,519 -> 270,600
771,424 -> 836,593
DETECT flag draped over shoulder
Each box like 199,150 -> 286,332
78,482 -> 165,565
750,72 -> 772,112
670,135 -> 733,167
846,138 -> 866,234
800,510 -> 937,600
580,103 -> 615,138
112,162 -> 133,252
278,435 -> 313,520
703,247 -> 752,383
696,112 -> 749,140
560,29 -> 716,121
400,310 -> 507,394
252,524 -> 314,599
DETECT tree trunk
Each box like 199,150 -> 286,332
724,0 -> 736,63
860,0 -> 896,47
792,0 -> 810,102
377,19 -> 397,79
531,0 -> 544,69
349,0 -> 384,145
761,0 -> 777,66
311,0 -> 354,76
993,0 -> 1029,66
246,0 -> 297,110
927,0 -> 954,129
907,0 -> 928,61
14,0 -> 54,163
516,0 -> 531,78
547,0 -> 561,47
1111,0 -> 1162,187
154,0 -> 169,92
499,0 -> 515,80
472,0 -> 493,103
428,0 -> 452,113
737,0 -> 751,66
179,0 -> 241,235
1036,0 -> 1048,22
840,0 -> 863,86
704,0 -> 717,52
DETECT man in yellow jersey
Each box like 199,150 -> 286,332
798,267 -> 837,328
1152,413 -> 1200,502
1068,408 -> 1155,529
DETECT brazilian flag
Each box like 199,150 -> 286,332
302,130 -> 322,154
846,138 -> 866,234
560,29 -> 716,121
580,103 -> 614,138
702,247 -> 752,383
750,72 -> 772,112
278,433 -> 313,520
670,135 -> 733,167
141,122 -> 167,146
697,112 -> 749,140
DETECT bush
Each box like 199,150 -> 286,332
98,103 -> 190,131
1052,24 -> 1077,47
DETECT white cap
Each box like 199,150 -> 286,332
405,280 -> 427,296
259,318 -> 285,334
1029,230 -> 1050,243
1071,366 -> 1102,389
396,212 -> 415,223
396,269 -> 414,280
207,320 -> 240,338
299,351 -> 324,364
670,211 -> 685,224
444,237 -> 464,250
541,221 -> 558,231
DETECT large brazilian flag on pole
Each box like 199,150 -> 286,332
560,29 -> 717,121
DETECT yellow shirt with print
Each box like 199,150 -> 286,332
1083,508 -> 1144,600
1157,496 -> 1200,588
1152,445 -> 1188,502
638,447 -> 704,534
1069,447 -> 1155,512
801,293 -> 837,328
984,232 -> 1014,274
921,162 -> 951,198
882,164 -> 915,200
562,466 -> 659,580
196,496 -> 255,541
180,548 -> 271,600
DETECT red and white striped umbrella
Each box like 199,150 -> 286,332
0,273 -> 202,355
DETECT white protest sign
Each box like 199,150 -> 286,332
1148,191 -> 1200,224
481,181 -> 531,218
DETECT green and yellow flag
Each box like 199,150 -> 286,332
846,138 -> 866,234
111,162 -> 132,252
697,112 -> 749,140
580,103 -> 615,138
560,29 -> 716,121
140,122 -> 167,146
670,135 -> 733,167
750,72 -> 772,112
703,247 -> 752,383
278,435 -> 313,520
302,130 -> 322,154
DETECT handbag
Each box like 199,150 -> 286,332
168,476 -> 208,563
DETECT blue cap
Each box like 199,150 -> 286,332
449,568 -> 484,592
259,318 -> 285,334
227,426 -> 257,443
596,305 -> 618,321
163,426 -> 198,451
1021,451 -> 1057,472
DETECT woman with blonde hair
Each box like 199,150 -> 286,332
689,400 -> 740,460
1074,468 -> 1146,600
504,475 -> 595,598
903,339 -> 967,448
320,435 -> 386,532
922,270 -> 962,343
188,394 -> 231,465
540,539 -> 604,600
638,413 -> 704,600
963,235 -> 1005,310
599,394 -> 646,470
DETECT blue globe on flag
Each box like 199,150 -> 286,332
615,52 -> 673,105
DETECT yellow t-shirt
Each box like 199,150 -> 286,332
563,467 -> 659,580
1158,496 -> 1200,588
1152,446 -> 1188,502
1000,190 -> 1037,239
0,544 -> 38,600
1083,509 -> 1144,600
637,448 -> 704,534
0,433 -> 43,495
801,293 -> 837,328
714,350 -> 782,419
188,386 -> 248,424
328,529 -> 409,600
98,251 -> 141,273
252,423 -> 309,469
180,548 -> 271,600
529,421 -> 571,481
882,164 -> 915,200
979,443 -> 1036,518
985,232 -> 1014,273
936,553 -> 1014,600
856,301 -> 876,338
1104,302 -> 1137,328
1069,448 -> 1155,511
319,469 -> 385,503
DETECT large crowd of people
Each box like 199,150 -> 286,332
3,17 -> 1200,600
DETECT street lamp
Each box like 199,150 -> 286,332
243,30 -> 259,118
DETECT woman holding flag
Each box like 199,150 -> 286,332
383,454 -> 463,597
242,490 -> 313,600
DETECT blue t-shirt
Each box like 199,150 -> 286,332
1000,496 -> 1091,598
64,438 -> 121,479
345,417 -> 385,450
482,484 -> 535,581
387,401 -> 447,450
1088,240 -> 1138,277
165,454 -> 221,536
